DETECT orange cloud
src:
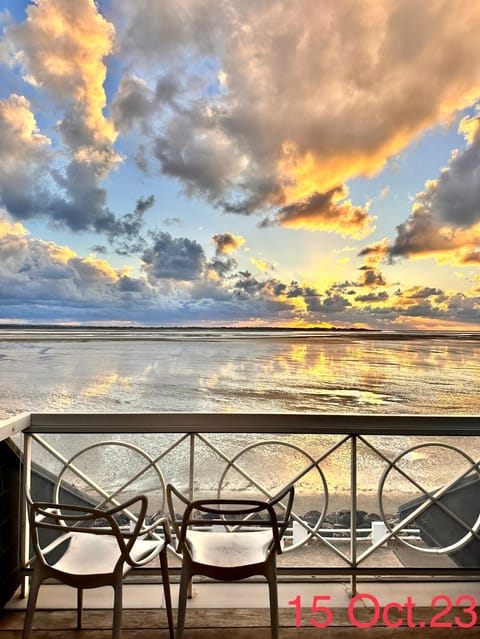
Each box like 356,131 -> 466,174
276,185 -> 374,238
459,114 -> 480,145
37,242 -> 120,281
358,267 -> 386,289
462,250 -> 480,264
212,232 -> 245,255
278,142 -> 387,205
250,257 -> 273,272
0,212 -> 29,238
358,239 -> 390,267
43,241 -> 77,264
394,286 -> 443,308
391,207 -> 480,265
9,0 -> 118,153
76,254 -> 122,282
356,239 -> 390,289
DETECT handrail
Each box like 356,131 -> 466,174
26,412 -> 480,435
0,412 -> 31,442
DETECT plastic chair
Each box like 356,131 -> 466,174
22,495 -> 174,639
167,483 -> 294,639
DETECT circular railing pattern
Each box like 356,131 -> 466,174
378,442 -> 480,555
54,440 -> 167,515
216,439 -> 329,552
30,431 -> 480,563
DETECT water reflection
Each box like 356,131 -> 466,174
1,334 -> 480,416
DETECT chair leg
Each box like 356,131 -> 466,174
77,588 -> 83,629
266,564 -> 279,639
112,583 -> 123,639
159,547 -> 175,639
21,568 -> 43,639
175,566 -> 191,639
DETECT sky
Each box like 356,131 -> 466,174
0,0 -> 480,329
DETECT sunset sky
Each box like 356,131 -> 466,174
1,0 -> 480,329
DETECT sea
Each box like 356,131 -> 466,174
2,327 -> 480,506
1,327 -> 480,418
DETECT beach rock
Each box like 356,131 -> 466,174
324,509 -> 370,528
303,510 -> 322,527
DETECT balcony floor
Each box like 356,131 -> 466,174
2,581 -> 480,637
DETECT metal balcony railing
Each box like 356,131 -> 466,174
2,412 -> 480,598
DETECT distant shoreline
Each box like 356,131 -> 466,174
0,325 -> 479,342
0,322 -> 478,335
0,323 -> 369,331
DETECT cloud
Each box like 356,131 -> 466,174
462,250 -> 480,264
423,117 -> 480,228
358,239 -> 390,266
0,91 -> 152,240
0,219 -> 28,242
390,207 -> 480,263
250,257 -> 274,272
0,94 -> 52,219
116,0 -> 216,63
0,1 -> 156,242
308,292 -> 352,314
0,211 -> 153,311
356,239 -> 390,288
142,231 -> 206,281
358,267 -> 386,288
355,291 -> 389,303
0,4 -> 154,240
275,186 -> 374,237
2,209 -> 480,328
117,275 -> 148,293
116,0 -> 480,235
207,257 -> 237,279
211,232 -> 245,255
111,74 -> 157,133
111,73 -> 180,134
43,162 -> 152,241
0,94 -> 50,169
390,115 -> 480,265
7,0 -> 116,153
402,286 -> 443,300
153,109 -> 248,201
109,195 -> 155,255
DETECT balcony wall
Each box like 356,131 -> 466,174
0,440 -> 21,607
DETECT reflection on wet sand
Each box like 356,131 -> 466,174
1,333 -> 479,417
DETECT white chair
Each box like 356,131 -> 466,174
22,495 -> 174,639
167,483 -> 294,639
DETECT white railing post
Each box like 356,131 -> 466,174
188,433 -> 195,598
350,435 -> 357,598
20,431 -> 32,598
188,433 -> 195,501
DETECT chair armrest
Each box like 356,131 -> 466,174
140,514 -> 171,545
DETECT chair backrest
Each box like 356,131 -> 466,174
167,484 -> 294,556
29,494 -> 149,571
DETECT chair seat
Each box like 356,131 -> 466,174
186,529 -> 274,567
50,533 -> 163,576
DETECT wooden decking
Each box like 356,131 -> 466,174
3,579 -> 480,638
2,605 -> 480,638
1,606 -> 480,638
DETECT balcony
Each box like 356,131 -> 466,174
1,412 -> 480,636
